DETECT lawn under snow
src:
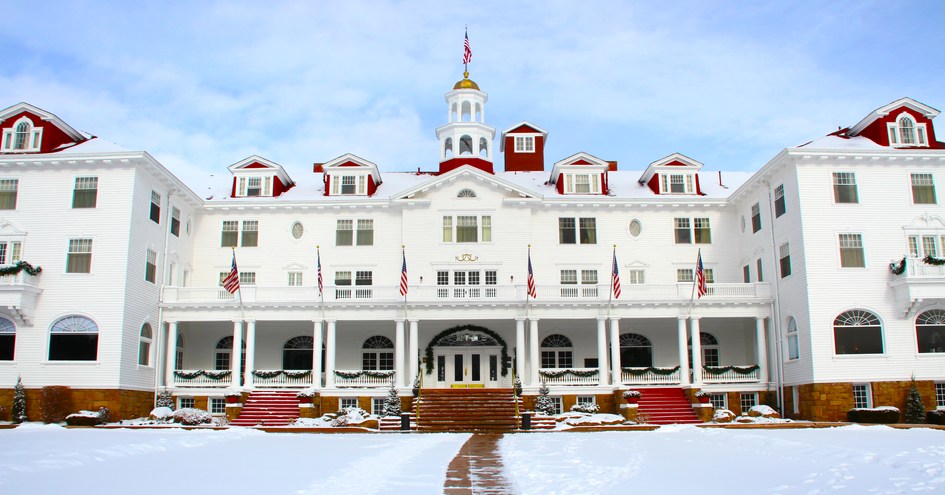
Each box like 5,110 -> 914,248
1,424 -> 943,494
501,425 -> 945,494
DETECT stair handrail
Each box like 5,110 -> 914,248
512,368 -> 520,423
414,369 -> 423,427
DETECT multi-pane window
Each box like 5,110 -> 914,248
138,323 -> 152,366
914,309 -> 945,354
852,384 -> 871,409
774,184 -> 786,217
170,207 -> 181,237
442,215 -> 491,243
67,239 -> 92,273
335,219 -> 374,246
935,383 -> 945,408
145,249 -> 157,283
739,393 -> 758,413
288,272 -> 302,286
889,116 -> 929,147
832,172 -> 858,203
628,269 -> 645,285
834,310 -> 884,355
911,173 -> 936,204
239,272 -> 256,285
907,235 -> 941,258
786,317 -> 799,360
340,397 -> 358,409
48,315 -> 98,361
751,203 -> 762,233
560,269 -> 577,285
221,221 -> 239,247
540,334 -> 573,368
839,233 -> 865,268
2,119 -> 42,151
660,173 -> 694,194
743,265 -> 751,283
436,269 -> 498,298
564,173 -> 600,194
150,191 -> 161,223
0,317 -> 14,361
0,241 -> 22,265
241,220 -> 258,247
558,217 -> 596,244
362,335 -> 394,371
0,179 -> 18,210
178,398 -> 195,410
756,258 -> 764,282
72,177 -> 98,208
710,393 -> 727,409
331,174 -> 367,195
514,136 -> 535,152
236,176 -> 272,197
674,218 -> 691,244
357,219 -> 374,245
247,177 -> 262,196
779,243 -> 791,278
337,219 -> 353,245
694,218 -> 711,243
677,268 -> 713,284
209,398 -> 226,415
674,217 -> 712,244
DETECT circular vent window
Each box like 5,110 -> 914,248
291,221 -> 304,240
629,219 -> 642,237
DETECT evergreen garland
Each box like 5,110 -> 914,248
538,369 -> 599,379
382,381 -> 402,417
0,261 -> 42,277
250,369 -> 312,379
334,370 -> 395,379
283,370 -> 312,378
173,370 -> 231,380
904,381 -> 926,424
423,325 -> 510,377
155,387 -> 174,410
534,382 -> 555,416
923,255 -> 945,266
12,376 -> 26,423
702,365 -> 760,375
889,257 -> 907,275
621,366 -> 680,376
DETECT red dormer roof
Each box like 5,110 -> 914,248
499,122 -> 548,152
548,152 -> 610,195
0,102 -> 87,154
227,155 -> 295,198
638,153 -> 704,196
321,153 -> 382,197
847,97 -> 941,148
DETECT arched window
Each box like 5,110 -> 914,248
459,135 -> 473,155
13,122 -> 30,150
283,335 -> 314,370
540,334 -> 573,368
175,334 -> 184,370
689,332 -> 720,367
138,323 -> 152,366
444,137 -> 454,159
49,315 -> 98,361
457,188 -> 476,198
619,333 -> 652,367
786,317 -> 799,360
451,102 -> 459,122
215,336 -> 246,371
916,309 -> 945,353
461,101 -> 472,122
899,116 -> 916,145
362,335 -> 394,371
0,316 -> 14,360
834,310 -> 884,354
475,103 -> 482,122
479,137 -> 488,158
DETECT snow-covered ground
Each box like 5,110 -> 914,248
1,424 -> 943,494
501,425 -> 945,494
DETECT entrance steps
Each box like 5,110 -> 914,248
635,387 -> 702,424
415,388 -> 522,432
229,390 -> 300,427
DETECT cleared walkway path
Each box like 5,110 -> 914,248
444,433 -> 515,494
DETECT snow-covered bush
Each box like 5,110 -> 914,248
382,383 -> 402,417
40,386 -> 72,423
570,403 -> 600,414
150,407 -> 174,421
155,388 -> 174,410
622,390 -> 641,399
65,407 -> 111,426
330,406 -> 370,427
534,382 -> 555,416
847,406 -> 900,424
172,407 -> 213,425
928,410 -> 945,425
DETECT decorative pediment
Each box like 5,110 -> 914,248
904,213 -> 945,230
226,155 -> 294,198
394,165 -> 540,201
849,97 -> 940,136
638,153 -> 704,185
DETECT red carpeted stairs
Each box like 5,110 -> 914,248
415,388 -> 523,432
229,390 -> 300,426
635,388 -> 702,424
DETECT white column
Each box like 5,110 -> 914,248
609,318 -> 621,386
597,318 -> 608,386
515,319 -> 526,380
165,321 -> 178,387
690,317 -> 703,387
244,320 -> 256,388
677,317 -> 690,386
756,317 -> 769,384
528,319 -> 540,386
408,320 -> 419,386
395,319 -> 405,387
325,320 -> 337,388
231,320 -> 243,388
312,320 -> 323,389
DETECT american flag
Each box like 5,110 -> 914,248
527,249 -> 537,299
316,247 -> 323,297
696,250 -> 707,298
399,249 -> 408,296
612,248 -> 621,299
463,29 -> 472,65
222,251 -> 240,294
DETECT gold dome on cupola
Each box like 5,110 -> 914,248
453,71 -> 480,90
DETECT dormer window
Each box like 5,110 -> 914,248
2,118 -> 42,152
332,174 -> 367,196
660,173 -> 695,194
887,114 -> 929,147
514,136 -> 535,153
564,173 -> 600,194
236,176 -> 273,197
247,177 -> 262,196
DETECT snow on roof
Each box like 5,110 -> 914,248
797,135 -> 884,150
54,136 -> 131,154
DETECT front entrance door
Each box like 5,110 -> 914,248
435,347 -> 500,388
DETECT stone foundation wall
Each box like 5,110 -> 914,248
795,380 -> 939,422
0,388 -> 154,421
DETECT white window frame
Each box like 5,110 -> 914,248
0,178 -> 18,210
838,233 -> 865,268
372,397 -> 386,416
779,243 -> 791,278
852,383 -> 872,409
340,397 -> 358,409
178,397 -> 195,409
288,272 -> 303,287
832,172 -> 859,204
170,207 -> 181,237
660,173 -> 695,194
0,240 -> 22,265
887,113 -> 929,148
774,184 -> 786,217
786,317 -> 799,360
628,269 -> 645,285
150,191 -> 161,224
514,135 -> 535,153
138,323 -> 152,367
910,173 -> 936,204
442,214 -> 492,243
563,173 -> 601,194
935,382 -> 945,409
1,117 -> 42,152
72,176 -> 98,209
739,393 -> 758,413
209,397 -> 226,415
330,173 -> 368,196
710,393 -> 727,409
66,238 -> 93,274
145,249 -> 157,283
241,220 -> 258,247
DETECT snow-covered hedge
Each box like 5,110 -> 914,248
149,407 -> 174,421
847,406 -> 900,424
928,410 -> 945,425
570,403 -> 600,414
65,407 -> 111,426
173,407 -> 213,425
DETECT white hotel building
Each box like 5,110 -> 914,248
1,71 -> 944,422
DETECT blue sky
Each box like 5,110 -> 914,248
1,0 -> 943,186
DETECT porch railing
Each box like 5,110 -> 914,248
621,367 -> 681,385
333,369 -> 395,388
538,368 -> 599,385
250,370 -> 314,387
171,369 -> 233,387
701,365 -> 760,384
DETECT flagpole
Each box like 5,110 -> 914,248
608,245 -> 615,318
317,245 -> 325,322
525,244 -> 531,320
401,245 -> 408,319
688,248 -> 700,317
232,248 -> 245,323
